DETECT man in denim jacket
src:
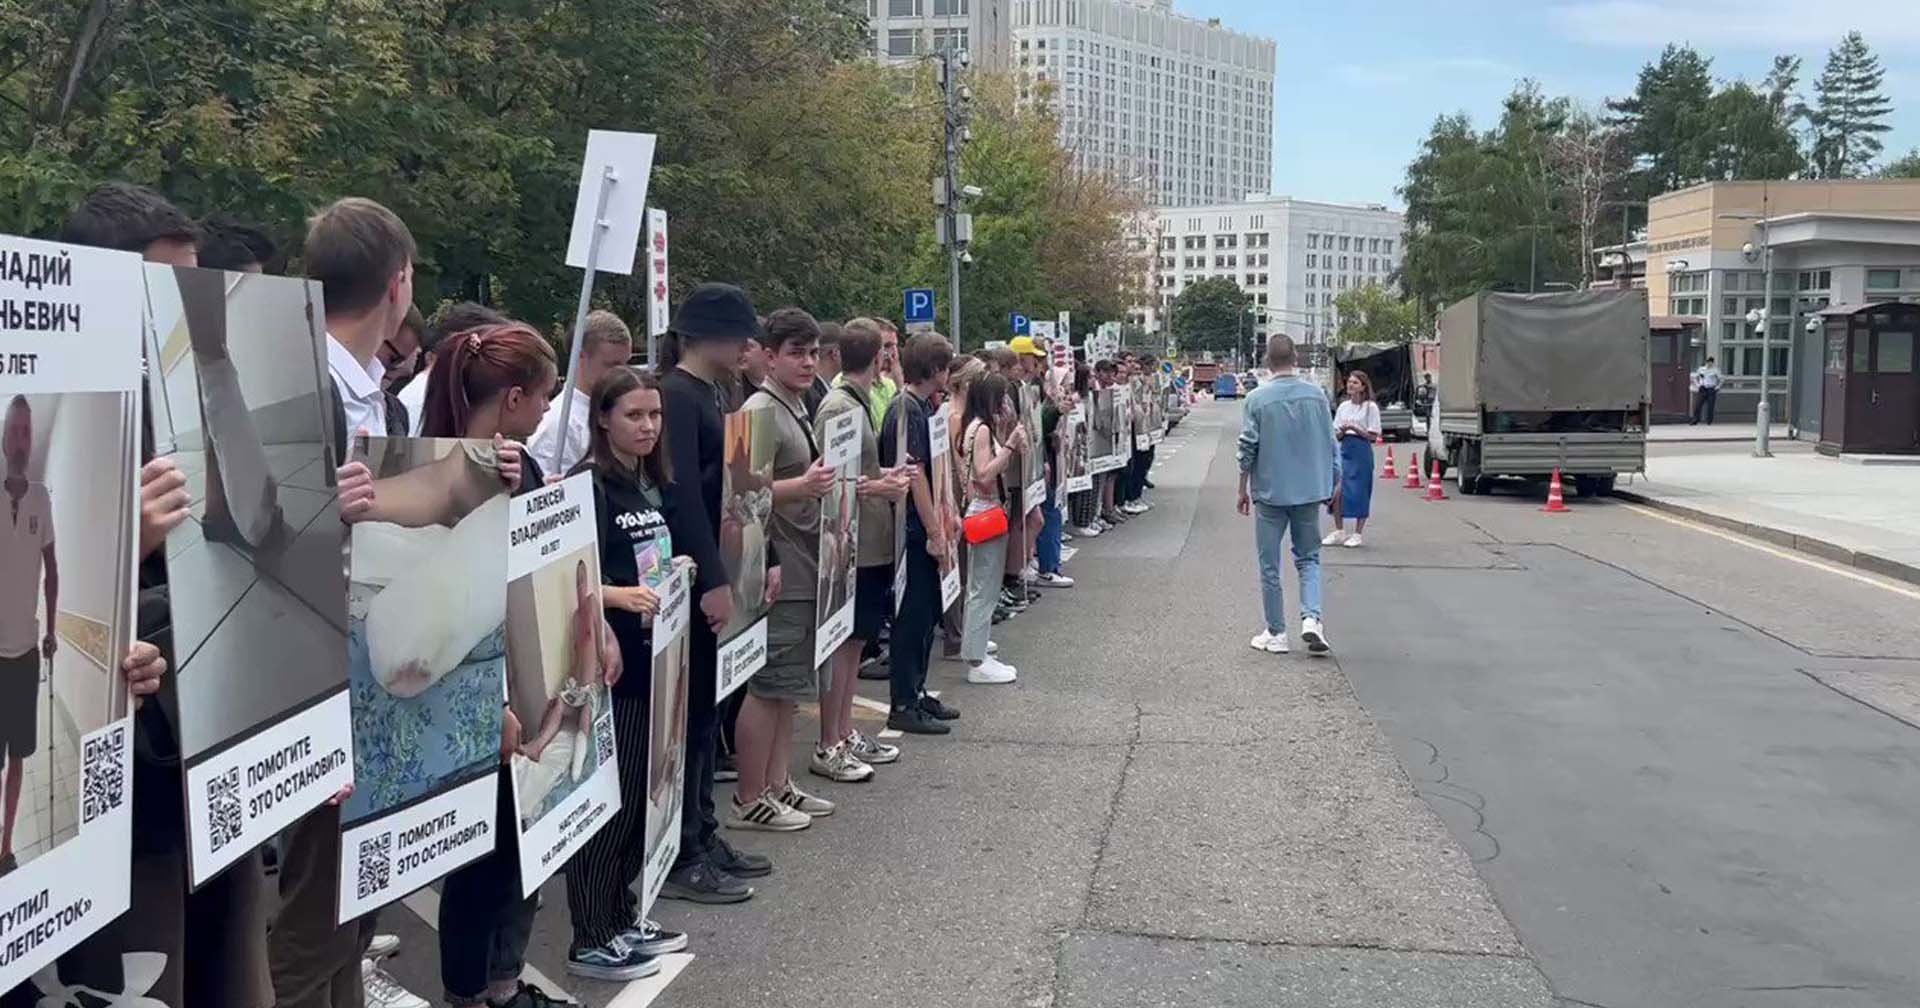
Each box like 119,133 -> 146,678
1236,335 -> 1341,656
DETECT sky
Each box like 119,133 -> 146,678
1169,0 -> 1920,208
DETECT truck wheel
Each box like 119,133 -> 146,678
1454,444 -> 1483,495
1574,475 -> 1617,498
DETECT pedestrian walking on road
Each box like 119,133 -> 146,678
1690,357 -> 1722,425
1236,335 -> 1340,657
1324,371 -> 1380,549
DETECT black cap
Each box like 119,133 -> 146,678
670,283 -> 760,343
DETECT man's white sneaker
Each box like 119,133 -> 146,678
808,742 -> 875,783
1300,618 -> 1332,656
1321,529 -> 1346,546
967,656 -> 1018,684
1076,525 -> 1103,537
1034,572 -> 1075,588
1121,502 -> 1148,515
1249,631 -> 1289,654
366,933 -> 401,960
363,959 -> 429,1008
779,778 -> 836,817
1343,534 -> 1363,548
1061,530 -> 1074,542
987,640 -> 999,655
846,729 -> 900,765
728,791 -> 812,832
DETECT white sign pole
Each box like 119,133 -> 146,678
552,166 -> 617,474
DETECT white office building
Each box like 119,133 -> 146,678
1137,197 -> 1406,345
1011,0 -> 1274,207
862,0 -> 1013,71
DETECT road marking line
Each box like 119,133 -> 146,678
1621,502 -> 1920,601
604,952 -> 695,1007
399,888 -> 578,1003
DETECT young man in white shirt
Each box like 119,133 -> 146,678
0,395 -> 55,879
529,310 -> 632,475
1690,356 -> 1722,426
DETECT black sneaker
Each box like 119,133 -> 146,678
495,981 -> 582,1007
992,607 -> 1009,624
710,835 -> 773,878
659,861 -> 753,904
622,916 -> 691,957
887,707 -> 951,735
857,650 -> 890,680
1143,478 -> 1156,489
918,694 -> 961,721
715,751 -> 739,783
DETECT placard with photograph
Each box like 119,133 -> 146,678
1020,385 -> 1045,513
716,402 -> 775,699
641,563 -> 690,917
336,436 -> 509,923
0,236 -> 143,992
505,473 -> 618,896
1060,407 -> 1092,494
927,411 -> 960,609
143,264 -> 356,888
813,410 -> 858,668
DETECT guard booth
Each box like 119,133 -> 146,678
1818,303 -> 1920,456
1648,315 -> 1705,423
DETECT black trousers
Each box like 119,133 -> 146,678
673,622 -> 719,870
890,526 -> 940,711
1691,387 -> 1718,425
439,771 -> 537,1003
563,693 -> 650,949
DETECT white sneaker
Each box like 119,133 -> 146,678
808,742 -> 875,783
1343,534 -> 1363,548
1248,631 -> 1289,654
1023,561 -> 1039,580
778,778 -> 836,817
1122,502 -> 1149,515
967,656 -> 1018,684
1075,525 -> 1103,537
728,791 -> 812,831
366,933 -> 401,960
1061,530 -> 1074,542
1034,572 -> 1075,588
1300,618 -> 1332,656
1321,529 -> 1346,546
987,640 -> 999,655
846,729 -> 900,765
362,959 -> 429,1008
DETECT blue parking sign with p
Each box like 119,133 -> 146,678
904,288 -> 936,324
1010,313 -> 1030,335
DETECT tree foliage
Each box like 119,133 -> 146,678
0,0 -> 1137,337
1167,276 -> 1251,357
1331,284 -> 1422,346
1810,31 -> 1894,178
1884,150 -> 1920,179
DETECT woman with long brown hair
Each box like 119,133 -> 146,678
1324,369 -> 1381,548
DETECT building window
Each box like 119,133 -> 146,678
888,0 -> 920,14
1369,238 -> 1380,253
1383,239 -> 1394,255
1867,268 -> 1905,290
1307,254 -> 1316,268
932,0 -> 967,12
1308,234 -> 1318,249
1306,293 -> 1316,307
1338,275 -> 1347,289
886,29 -> 918,56
1796,270 -> 1832,291
1339,256 -> 1348,270
1339,235 -> 1350,251
931,27 -> 967,52
1306,274 -> 1315,288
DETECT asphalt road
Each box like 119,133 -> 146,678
373,399 -> 1920,1008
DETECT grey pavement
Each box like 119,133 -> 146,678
1618,439 -> 1920,585
1648,421 -> 1790,444
372,400 -> 1920,1008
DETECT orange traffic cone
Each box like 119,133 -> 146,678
1542,468 -> 1570,513
1380,444 -> 1397,480
1404,451 -> 1425,489
1424,457 -> 1448,501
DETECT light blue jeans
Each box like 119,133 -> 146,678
1253,501 -> 1323,634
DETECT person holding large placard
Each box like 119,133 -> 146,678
879,334 -> 957,735
655,284 -> 770,904
732,310 -> 834,832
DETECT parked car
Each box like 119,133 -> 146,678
1213,372 -> 1241,399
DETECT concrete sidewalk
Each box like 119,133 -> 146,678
1648,421 -> 1789,444
1618,440 -> 1920,585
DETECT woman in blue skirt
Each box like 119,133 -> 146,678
1323,371 -> 1380,548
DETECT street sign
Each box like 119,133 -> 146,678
1057,311 -> 1071,344
646,208 -> 669,338
904,288 -> 936,325
1029,320 -> 1056,341
1010,313 -> 1030,335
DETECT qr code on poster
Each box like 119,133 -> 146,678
207,767 -> 244,852
356,833 -> 392,900
81,725 -> 127,825
593,706 -> 615,769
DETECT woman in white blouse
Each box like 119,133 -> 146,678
1323,371 -> 1380,548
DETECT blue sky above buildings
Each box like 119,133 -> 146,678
1171,0 -> 1920,208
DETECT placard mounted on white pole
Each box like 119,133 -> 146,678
565,130 -> 656,276
646,208 -> 669,337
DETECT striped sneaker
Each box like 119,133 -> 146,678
778,779 -> 835,817
846,729 -> 899,765
727,791 -> 811,832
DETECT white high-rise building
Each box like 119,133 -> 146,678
861,0 -> 1013,71
1012,0 -> 1274,207
1138,197 -> 1406,344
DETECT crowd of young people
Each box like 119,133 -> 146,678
3,181 -> 1167,1008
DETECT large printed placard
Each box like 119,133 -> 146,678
1060,407 -> 1092,494
144,265 -> 356,888
1020,385 -> 1045,512
337,437 -> 509,922
0,236 -> 142,992
814,410 -> 858,667
716,402 -> 775,698
927,411 -> 961,609
505,473 -> 619,896
1089,389 -> 1124,474
641,564 -> 690,917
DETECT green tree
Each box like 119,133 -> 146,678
1168,277 -> 1251,357
1605,44 -> 1715,200
1810,32 -> 1894,178
1331,285 -> 1422,346
1883,150 -> 1920,178
1701,82 -> 1806,180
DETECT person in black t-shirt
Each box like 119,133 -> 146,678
878,333 -> 957,734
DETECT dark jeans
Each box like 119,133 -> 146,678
1691,387 -> 1718,425
1037,480 -> 1063,574
673,622 -> 720,870
439,771 -> 537,1005
1121,447 -> 1151,502
891,525 -> 940,711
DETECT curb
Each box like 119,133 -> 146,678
1614,489 -> 1920,589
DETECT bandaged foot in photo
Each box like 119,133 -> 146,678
365,493 -> 510,697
